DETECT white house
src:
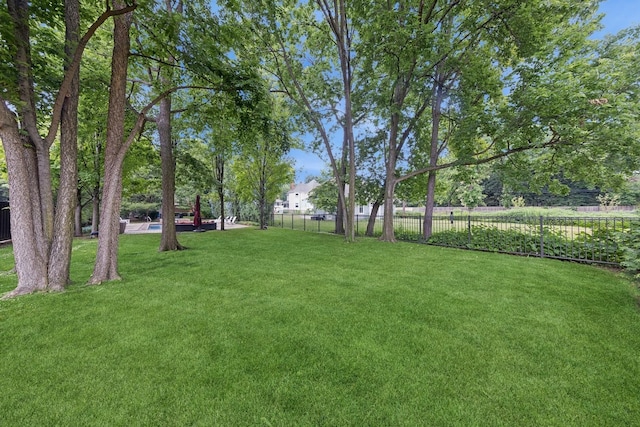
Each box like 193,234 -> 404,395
273,199 -> 285,214
286,180 -> 320,212
285,180 -> 390,216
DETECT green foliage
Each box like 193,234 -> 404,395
393,226 -> 421,242
457,181 -> 485,209
616,175 -> 640,206
617,219 -> 640,279
308,179 -> 338,213
482,207 -> 638,219
123,138 -> 162,195
597,192 -> 621,209
120,201 -> 159,220
427,224 -> 623,264
426,229 -> 469,248
0,1 -> 66,110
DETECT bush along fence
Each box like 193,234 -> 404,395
270,213 -> 639,266
0,202 -> 10,242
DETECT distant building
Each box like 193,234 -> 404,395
287,180 -> 321,212
273,199 -> 285,214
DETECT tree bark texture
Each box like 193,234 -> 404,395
1,1 -> 56,297
423,76 -> 444,241
335,0 -> 356,242
158,95 -> 182,251
0,103 -> 48,297
365,200 -> 381,237
380,98 -> 403,243
259,171 -> 267,229
312,0 -> 355,242
335,136 -> 347,235
2,0 -> 138,297
216,154 -> 225,231
380,170 -> 397,243
158,0 -> 183,251
89,0 -> 133,284
49,0 -> 81,289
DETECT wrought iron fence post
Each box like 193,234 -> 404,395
0,201 -> 10,241
540,216 -> 545,258
468,215 -> 472,245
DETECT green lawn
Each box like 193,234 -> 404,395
0,229 -> 639,426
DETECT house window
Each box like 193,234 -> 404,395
295,203 -> 299,208
359,206 -> 364,214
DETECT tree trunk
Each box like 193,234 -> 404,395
259,177 -> 267,229
91,188 -> 100,234
422,70 -> 445,240
380,171 -> 397,242
335,133 -> 348,235
2,0 -> 136,297
158,0 -> 183,251
1,1 -> 56,297
380,80 -> 406,242
335,188 -> 345,235
89,0 -> 133,284
258,155 -> 268,229
49,0 -> 80,289
336,0 -> 356,242
0,105 -> 49,298
365,200 -> 381,237
422,170 -> 437,240
216,154 -> 225,231
9,0 -> 55,251
158,95 -> 182,251
91,158 -> 124,283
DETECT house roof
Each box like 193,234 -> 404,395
288,179 -> 320,195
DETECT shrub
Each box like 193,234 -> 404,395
617,220 -> 640,279
428,224 -> 622,264
394,226 -> 421,242
427,229 -> 470,247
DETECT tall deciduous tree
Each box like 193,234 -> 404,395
234,1 -> 639,246
228,0 -> 358,241
90,0 -> 191,283
233,98 -> 295,229
0,1 -> 135,297
129,0 -> 185,251
176,88 -> 242,231
359,1 -> 561,240
91,0 -> 240,282
90,0 -> 138,284
49,0 -> 80,286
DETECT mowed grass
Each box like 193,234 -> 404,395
0,228 -> 639,426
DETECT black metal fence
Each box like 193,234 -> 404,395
270,213 -> 639,266
0,202 -> 10,241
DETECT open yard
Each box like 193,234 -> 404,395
0,228 -> 639,425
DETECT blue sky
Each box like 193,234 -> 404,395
596,0 -> 640,36
290,0 -> 640,182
